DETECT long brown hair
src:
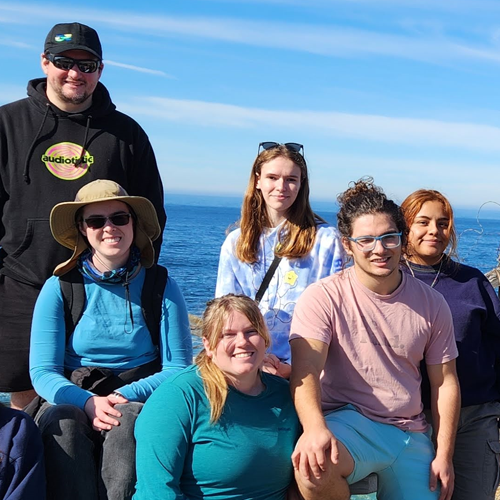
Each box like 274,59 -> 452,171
401,189 -> 458,260
195,294 -> 271,423
235,145 -> 325,263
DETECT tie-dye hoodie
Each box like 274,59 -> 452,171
215,222 -> 344,362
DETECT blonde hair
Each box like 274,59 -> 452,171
195,294 -> 271,423
235,145 -> 325,263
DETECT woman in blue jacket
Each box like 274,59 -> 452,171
29,179 -> 193,500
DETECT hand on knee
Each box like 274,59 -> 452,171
294,461 -> 350,500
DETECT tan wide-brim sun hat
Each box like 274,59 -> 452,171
50,179 -> 162,276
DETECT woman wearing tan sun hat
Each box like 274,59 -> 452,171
28,179 -> 193,500
50,179 -> 161,276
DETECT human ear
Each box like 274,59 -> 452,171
78,221 -> 87,237
41,53 -> 49,75
342,237 -> 353,256
202,337 -> 213,357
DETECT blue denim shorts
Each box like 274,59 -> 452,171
325,405 -> 439,500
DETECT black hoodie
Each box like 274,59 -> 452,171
0,78 -> 166,287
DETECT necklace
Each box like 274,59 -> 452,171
405,256 -> 444,288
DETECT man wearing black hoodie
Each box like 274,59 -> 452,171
0,22 -> 166,410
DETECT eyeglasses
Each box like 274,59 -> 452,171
258,142 -> 304,156
83,213 -> 132,229
348,232 -> 402,252
45,52 -> 101,74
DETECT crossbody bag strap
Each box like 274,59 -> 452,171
255,255 -> 282,304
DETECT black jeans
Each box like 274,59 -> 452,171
35,401 -> 143,500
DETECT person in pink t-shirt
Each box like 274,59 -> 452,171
289,178 -> 460,500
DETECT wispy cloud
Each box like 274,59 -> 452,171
104,60 -> 174,78
1,2 -> 500,67
454,45 -> 500,63
346,0 -> 500,10
0,38 -> 34,49
122,96 -> 500,153
173,0 -> 500,11
320,0 -> 500,10
99,15 -> 500,66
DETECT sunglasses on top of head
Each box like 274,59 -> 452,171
258,142 -> 304,156
45,52 -> 101,74
83,213 -> 132,230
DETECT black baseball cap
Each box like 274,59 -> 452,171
44,22 -> 102,59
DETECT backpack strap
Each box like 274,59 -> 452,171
60,264 -> 168,347
59,267 -> 85,343
141,264 -> 169,347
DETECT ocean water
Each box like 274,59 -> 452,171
4,194 -> 500,499
161,195 -> 500,318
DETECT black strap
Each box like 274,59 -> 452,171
255,255 -> 282,304
141,264 -> 168,347
60,267 -> 85,342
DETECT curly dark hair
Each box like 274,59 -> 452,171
337,177 -> 407,249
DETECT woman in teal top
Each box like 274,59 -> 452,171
134,294 -> 300,500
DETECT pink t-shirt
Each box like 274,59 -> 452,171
290,267 -> 458,432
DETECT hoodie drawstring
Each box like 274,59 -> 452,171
23,104 -> 50,184
75,115 -> 92,167
123,273 -> 134,334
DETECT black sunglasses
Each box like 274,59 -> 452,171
46,52 -> 101,74
83,213 -> 131,229
258,142 -> 304,156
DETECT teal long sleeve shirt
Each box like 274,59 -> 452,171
134,365 -> 299,500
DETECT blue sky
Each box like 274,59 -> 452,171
1,0 -> 500,212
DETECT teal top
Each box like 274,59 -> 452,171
134,365 -> 299,500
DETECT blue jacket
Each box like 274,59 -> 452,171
403,259 -> 500,407
0,406 -> 46,500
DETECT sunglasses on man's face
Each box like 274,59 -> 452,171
83,213 -> 132,230
45,52 -> 101,74
258,142 -> 304,156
